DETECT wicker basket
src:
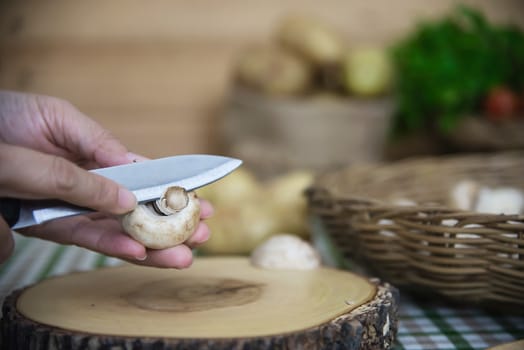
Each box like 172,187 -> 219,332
446,117 -> 524,152
307,152 -> 524,307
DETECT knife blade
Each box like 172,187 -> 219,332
5,154 -> 242,229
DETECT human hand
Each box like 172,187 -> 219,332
0,91 -> 212,267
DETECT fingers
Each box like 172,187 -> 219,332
35,95 -> 149,167
184,222 -> 210,248
132,245 -> 194,268
198,199 -> 214,219
35,95 -> 129,166
22,216 -> 147,261
140,222 -> 211,268
23,214 -> 209,269
0,143 -> 136,214
0,218 -> 14,263
0,91 -> 148,167
24,216 -> 196,269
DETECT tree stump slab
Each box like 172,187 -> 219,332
1,257 -> 399,349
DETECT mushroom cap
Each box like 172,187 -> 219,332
250,234 -> 321,270
122,191 -> 200,249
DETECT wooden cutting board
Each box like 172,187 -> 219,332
1,257 -> 398,349
487,339 -> 524,350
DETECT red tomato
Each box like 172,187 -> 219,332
483,86 -> 519,121
520,91 -> 524,117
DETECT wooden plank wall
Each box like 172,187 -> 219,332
1,0 -> 523,158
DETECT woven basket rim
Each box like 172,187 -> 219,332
307,151 -> 524,307
311,151 -> 524,220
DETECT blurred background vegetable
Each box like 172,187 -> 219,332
233,15 -> 393,99
342,47 -> 393,97
391,6 -> 524,137
197,168 -> 314,255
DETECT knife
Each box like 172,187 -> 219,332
0,154 -> 242,230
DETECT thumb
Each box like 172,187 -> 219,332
0,143 -> 136,214
0,218 -> 14,264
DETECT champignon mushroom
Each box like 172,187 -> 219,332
474,186 -> 524,215
250,234 -> 321,270
449,180 -> 480,211
121,186 -> 201,249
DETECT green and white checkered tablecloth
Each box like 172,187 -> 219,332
1,233 -> 523,350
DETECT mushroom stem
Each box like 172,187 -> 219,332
154,186 -> 189,215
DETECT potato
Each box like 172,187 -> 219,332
198,169 -> 315,255
235,46 -> 312,96
267,170 -> 314,238
199,199 -> 280,255
342,47 -> 393,97
275,16 -> 345,65
196,167 -> 260,206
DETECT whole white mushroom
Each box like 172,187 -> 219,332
250,234 -> 321,270
121,186 -> 201,249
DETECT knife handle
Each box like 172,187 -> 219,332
0,198 -> 21,228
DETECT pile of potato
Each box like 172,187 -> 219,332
197,168 -> 314,255
234,15 -> 393,98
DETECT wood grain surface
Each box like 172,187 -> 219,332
16,257 -> 376,337
1,257 -> 400,349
